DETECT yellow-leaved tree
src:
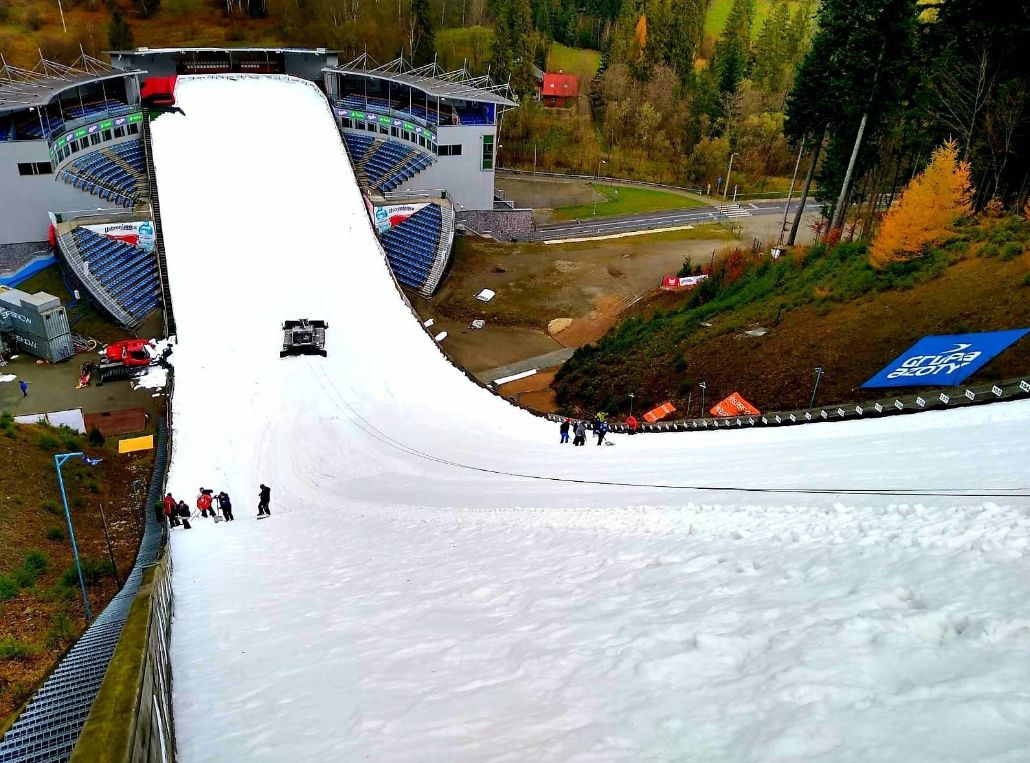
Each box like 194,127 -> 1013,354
869,139 -> 973,269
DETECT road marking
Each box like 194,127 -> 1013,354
748,203 -> 759,209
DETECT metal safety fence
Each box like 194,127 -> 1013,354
544,377 -> 1030,434
0,420 -> 170,763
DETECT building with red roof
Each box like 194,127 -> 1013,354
540,72 -> 579,107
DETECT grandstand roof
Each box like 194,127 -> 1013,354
328,55 -> 516,107
108,46 -> 335,55
0,54 -> 142,116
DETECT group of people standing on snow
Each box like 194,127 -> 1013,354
559,411 -> 639,446
162,483 -> 270,529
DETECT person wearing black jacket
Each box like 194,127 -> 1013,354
219,491 -> 234,521
258,484 -> 271,516
176,500 -> 192,530
559,419 -> 571,444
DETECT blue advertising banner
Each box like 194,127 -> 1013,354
862,328 -> 1030,388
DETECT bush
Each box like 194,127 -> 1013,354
47,613 -> 74,649
41,500 -> 60,515
60,558 -> 113,588
86,481 -> 100,494
37,434 -> 60,451
0,637 -> 35,662
0,0 -> 11,24
25,9 -> 43,30
23,550 -> 49,579
46,526 -> 65,542
1000,242 -> 1023,261
87,427 -> 105,446
0,575 -> 17,601
61,435 -> 84,451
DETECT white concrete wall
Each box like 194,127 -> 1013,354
0,141 -> 122,245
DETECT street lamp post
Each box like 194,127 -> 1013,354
628,393 -> 635,417
810,367 -> 824,408
699,381 -> 707,417
593,159 -> 607,215
55,452 -> 92,624
722,153 -> 738,204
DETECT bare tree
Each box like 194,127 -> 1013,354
929,41 -> 996,160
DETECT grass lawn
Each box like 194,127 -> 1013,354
552,184 -> 704,221
546,43 -> 602,83
704,0 -> 802,37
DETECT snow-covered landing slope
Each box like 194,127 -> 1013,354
151,76 -> 1030,763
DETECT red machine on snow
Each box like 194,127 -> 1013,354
80,339 -> 160,386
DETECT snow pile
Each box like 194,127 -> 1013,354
132,365 -> 168,390
0,374 -> 15,383
151,75 -> 1030,763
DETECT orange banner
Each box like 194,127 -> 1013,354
642,401 -> 676,422
709,392 -> 760,417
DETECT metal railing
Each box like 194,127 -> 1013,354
543,377 -> 1030,434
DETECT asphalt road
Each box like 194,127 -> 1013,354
527,200 -> 822,241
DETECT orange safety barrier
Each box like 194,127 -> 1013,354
709,392 -> 761,417
642,401 -> 677,423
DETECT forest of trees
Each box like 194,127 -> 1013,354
784,0 -> 1029,241
18,0 -> 1025,224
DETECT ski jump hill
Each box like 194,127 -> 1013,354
151,75 -> 1030,762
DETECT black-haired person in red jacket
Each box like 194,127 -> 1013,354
197,488 -> 215,518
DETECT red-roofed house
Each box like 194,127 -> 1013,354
540,72 -> 579,107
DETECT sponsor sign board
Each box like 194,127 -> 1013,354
662,274 -> 709,290
118,434 -> 155,454
372,203 -> 429,232
861,329 -> 1030,388
82,221 -> 156,253
710,391 -> 760,417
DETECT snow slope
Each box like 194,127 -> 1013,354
150,76 -> 1030,762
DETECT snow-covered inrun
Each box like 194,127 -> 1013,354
151,76 -> 1030,763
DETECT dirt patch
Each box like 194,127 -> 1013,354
408,309 -> 562,374
0,423 -> 151,725
497,368 -> 560,413
554,294 -> 639,348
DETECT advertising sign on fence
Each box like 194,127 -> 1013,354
643,401 -> 677,422
372,203 -> 429,233
661,274 -> 709,290
862,328 -> 1030,388
710,391 -> 761,417
82,221 -> 156,253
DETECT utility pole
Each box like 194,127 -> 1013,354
778,140 -> 805,245
722,153 -> 737,204
98,502 -> 121,587
788,128 -> 824,246
809,367 -> 824,408
592,159 -> 607,215
699,381 -> 707,417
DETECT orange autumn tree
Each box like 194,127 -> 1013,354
870,139 -> 973,269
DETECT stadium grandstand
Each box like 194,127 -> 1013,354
0,53 -> 163,327
326,54 -> 515,294
111,48 -> 518,297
